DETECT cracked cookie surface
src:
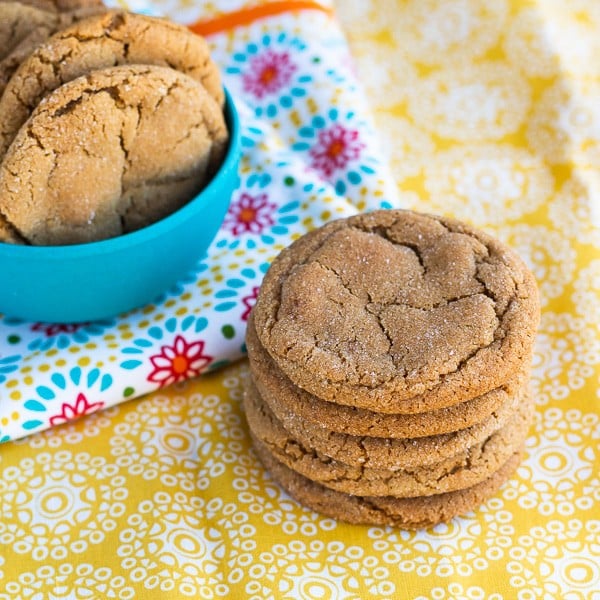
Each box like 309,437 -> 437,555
246,311 -> 525,437
0,5 -> 108,100
252,209 -> 540,413
0,9 -> 223,159
0,64 -> 228,245
244,381 -> 533,497
252,433 -> 523,529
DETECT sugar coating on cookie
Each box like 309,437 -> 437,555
253,210 -> 540,413
0,64 -> 228,245
0,5 -> 107,101
246,311 -> 525,437
0,10 -> 223,159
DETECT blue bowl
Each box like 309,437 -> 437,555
0,89 -> 240,323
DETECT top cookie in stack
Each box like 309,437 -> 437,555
244,209 -> 540,529
0,6 -> 228,245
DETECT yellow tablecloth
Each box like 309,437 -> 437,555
1,1 -> 599,598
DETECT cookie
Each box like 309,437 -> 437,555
0,0 -> 54,10
0,10 -> 223,159
246,312 -> 524,438
0,5 -> 107,99
252,209 -> 540,413
252,433 -> 523,529
244,382 -> 533,497
0,0 -> 103,11
1,24 -> 55,98
52,0 -> 104,10
0,216 -> 25,243
0,2 -> 53,62
0,64 -> 228,245
246,373 -> 522,469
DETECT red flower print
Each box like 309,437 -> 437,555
241,286 -> 260,322
49,393 -> 104,426
32,322 -> 86,337
242,50 -> 297,98
223,192 -> 277,236
147,335 -> 212,388
309,123 -> 365,178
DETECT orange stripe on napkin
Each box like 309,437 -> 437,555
189,1 -> 334,36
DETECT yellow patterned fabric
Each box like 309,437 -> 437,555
1,1 -> 599,598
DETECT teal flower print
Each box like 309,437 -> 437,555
225,33 -> 313,118
292,108 -> 378,196
22,366 -> 113,432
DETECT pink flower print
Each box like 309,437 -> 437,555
31,322 -> 86,337
147,335 -> 212,388
49,393 -> 104,426
223,192 -> 276,236
241,286 -> 260,322
242,50 -> 297,99
309,123 -> 365,178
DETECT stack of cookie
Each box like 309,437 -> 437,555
244,209 -> 539,529
0,6 -> 227,245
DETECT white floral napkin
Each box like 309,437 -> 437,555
0,0 -> 399,442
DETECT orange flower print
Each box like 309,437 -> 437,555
223,192 -> 277,236
243,50 -> 297,99
309,123 -> 365,178
147,335 -> 212,388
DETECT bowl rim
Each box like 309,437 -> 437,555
0,87 -> 240,260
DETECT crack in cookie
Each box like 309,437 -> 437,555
0,64 -> 228,245
0,10 -> 223,159
253,210 -> 540,413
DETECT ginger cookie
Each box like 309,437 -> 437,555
0,2 -> 53,62
51,0 -> 104,10
252,210 -> 540,414
244,382 -> 533,497
0,64 -> 228,245
0,0 -> 57,11
0,216 -> 24,243
0,5 -> 107,98
0,0 -> 104,12
252,434 -> 523,529
0,10 -> 223,158
1,24 -> 55,98
245,374 -> 523,469
246,312 -> 525,439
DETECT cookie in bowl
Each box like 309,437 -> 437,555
0,87 -> 240,322
0,10 -> 241,322
0,9 -> 224,159
0,64 -> 228,245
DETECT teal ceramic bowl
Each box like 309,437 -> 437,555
0,89 -> 240,323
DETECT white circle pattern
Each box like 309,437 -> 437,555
408,63 -> 530,141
